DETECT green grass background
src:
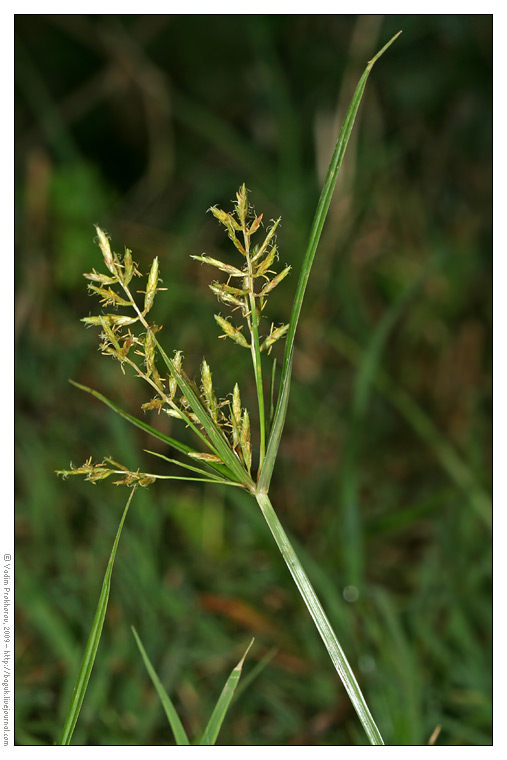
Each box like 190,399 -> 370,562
15,14 -> 492,746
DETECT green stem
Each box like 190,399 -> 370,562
249,293 -> 266,471
244,226 -> 266,472
255,492 -> 384,746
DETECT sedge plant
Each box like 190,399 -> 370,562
58,32 -> 401,746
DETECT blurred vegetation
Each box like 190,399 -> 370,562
15,14 -> 491,746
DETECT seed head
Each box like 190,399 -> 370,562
90,314 -> 139,327
248,214 -> 263,235
236,184 -> 248,226
231,383 -> 242,448
214,315 -> 249,348
240,408 -> 252,473
201,359 -> 218,421
188,452 -> 224,463
99,315 -> 121,351
144,257 -> 159,314
209,282 -> 245,309
123,248 -> 135,285
256,245 -> 278,278
95,226 -> 117,275
83,269 -> 118,285
191,255 -> 245,278
169,350 -> 183,400
260,323 -> 290,353
259,265 -> 291,297
81,315 -> 102,326
251,218 -> 281,263
144,330 -> 156,377
209,206 -> 232,226
88,284 -> 131,307
141,397 -> 164,413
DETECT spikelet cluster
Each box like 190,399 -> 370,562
56,457 -> 156,487
192,184 -> 290,356
81,228 -> 169,392
80,226 -> 254,473
67,186 -> 290,484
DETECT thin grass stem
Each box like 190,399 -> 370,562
144,449 -> 233,479
244,229 -> 266,471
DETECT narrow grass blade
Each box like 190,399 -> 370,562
144,450 -> 244,487
69,379 -> 235,482
143,473 -> 239,485
70,379 -> 193,457
131,627 -> 190,746
199,639 -> 254,745
144,449 -> 228,478
255,493 -> 384,745
259,31 -> 401,493
59,488 -> 135,745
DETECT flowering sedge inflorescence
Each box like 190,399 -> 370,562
58,457 -> 157,487
194,184 -> 289,355
57,185 -> 290,489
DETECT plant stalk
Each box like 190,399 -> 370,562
243,220 -> 266,471
248,295 -> 266,471
255,491 -> 384,745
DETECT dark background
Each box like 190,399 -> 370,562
15,14 -> 492,746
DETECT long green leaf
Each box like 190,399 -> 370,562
199,639 -> 254,745
144,450 -> 244,487
258,31 -> 401,493
255,492 -> 384,745
59,488 -> 135,745
131,627 -> 191,746
69,379 -> 193,456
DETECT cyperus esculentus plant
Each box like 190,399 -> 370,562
61,191 -> 288,488
58,31 -> 401,746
